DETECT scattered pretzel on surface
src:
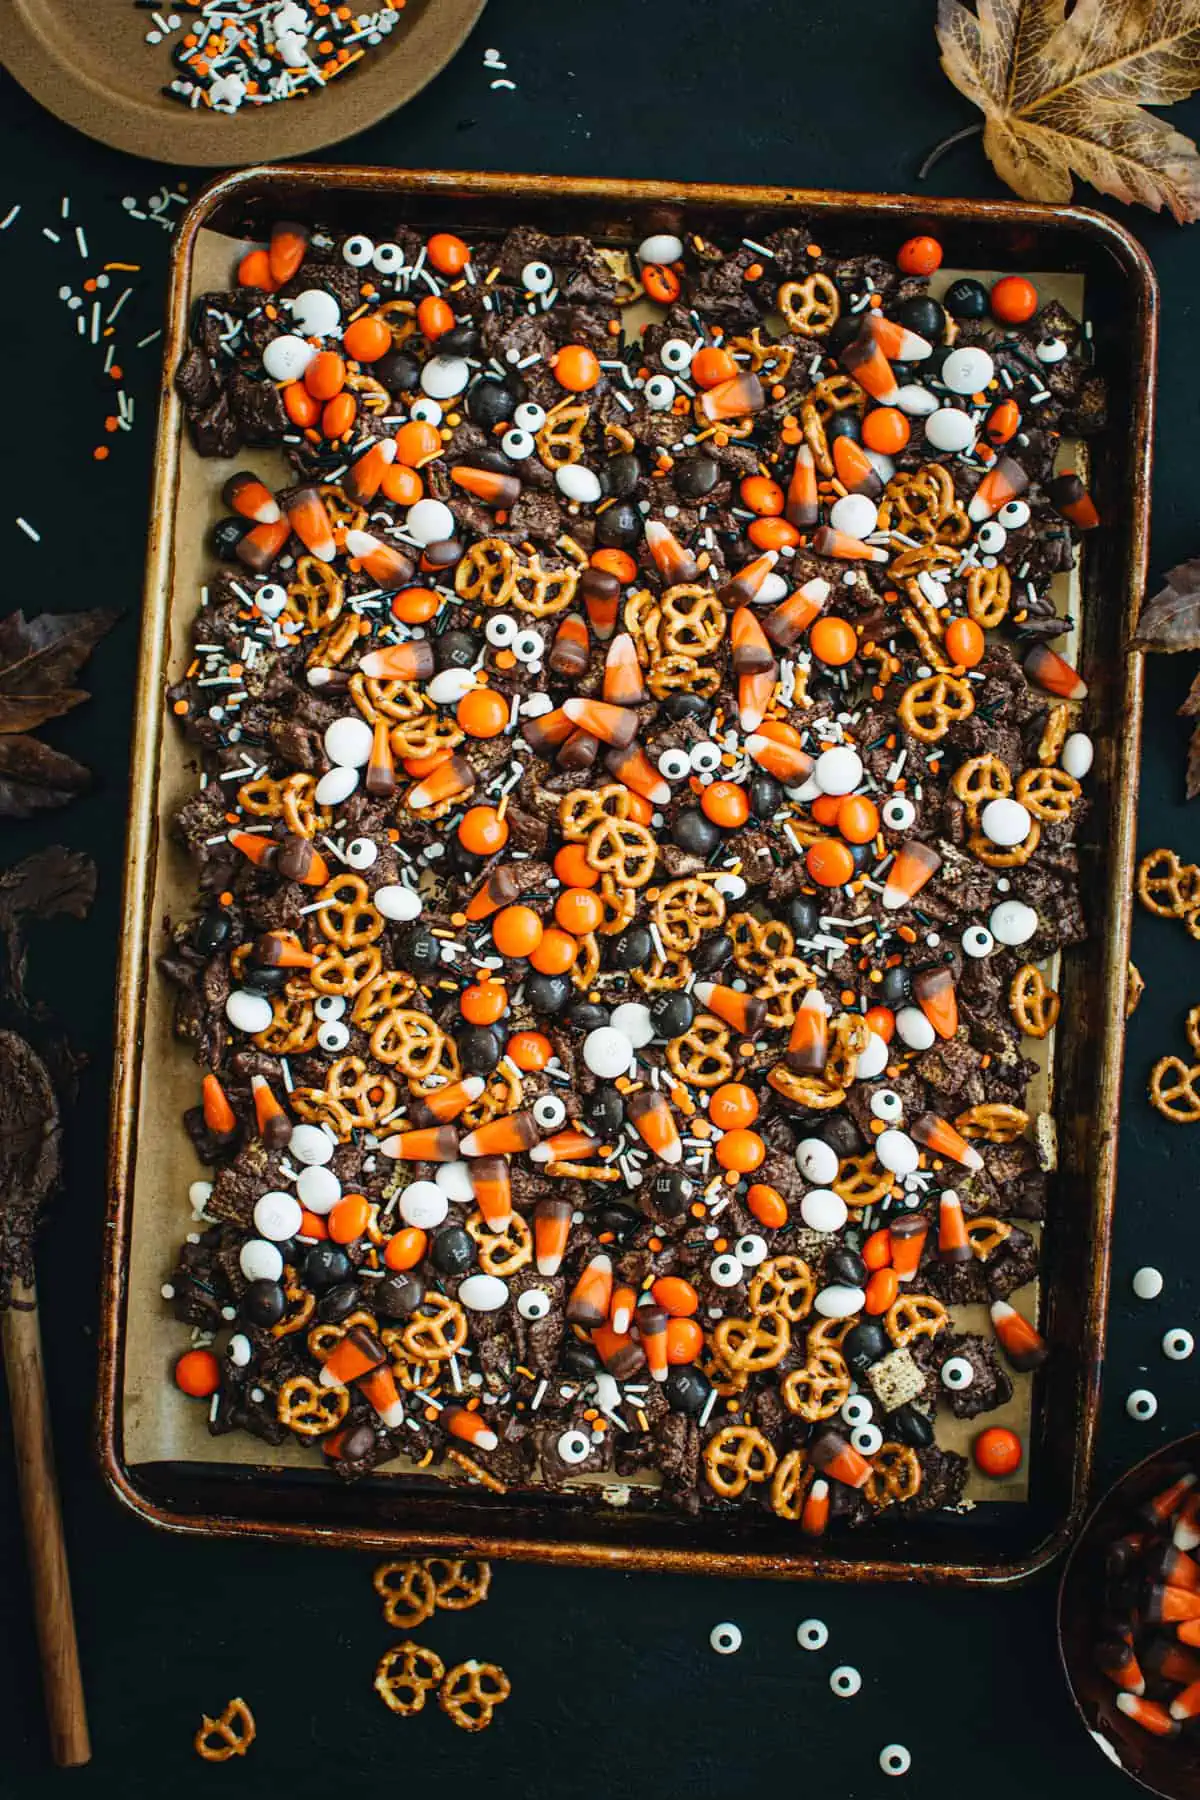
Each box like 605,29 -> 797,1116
194,1698 -> 256,1762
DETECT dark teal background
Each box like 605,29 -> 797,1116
1,3 -> 1198,1792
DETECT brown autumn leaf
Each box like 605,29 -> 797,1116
936,0 -> 1200,222
0,737 -> 91,818
1132,560 -> 1200,651
0,607 -> 118,815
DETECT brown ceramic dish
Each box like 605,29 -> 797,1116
1059,1434 -> 1200,1797
0,0 -> 485,164
100,167 -> 1157,1582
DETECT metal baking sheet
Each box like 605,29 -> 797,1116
100,167 -> 1157,1582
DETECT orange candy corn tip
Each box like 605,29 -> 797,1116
698,371 -> 764,422
625,1090 -> 682,1164
566,1252 -> 614,1327
989,1299 -> 1048,1371
408,754 -> 476,812
446,1407 -> 499,1452
1024,643 -> 1088,701
359,641 -> 435,681
563,696 -> 640,747
831,433 -> 883,499
840,333 -> 899,406
345,439 -> 396,501
882,840 -> 941,910
202,1073 -> 236,1135
644,519 -> 700,583
602,634 -> 648,706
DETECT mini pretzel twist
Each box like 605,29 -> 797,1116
307,1311 -> 379,1362
711,1309 -> 791,1372
666,1015 -> 734,1088
439,1660 -> 511,1732
1009,964 -> 1059,1038
194,1698 -> 256,1762
316,873 -> 385,948
423,1557 -> 492,1611
864,1443 -> 923,1509
648,656 -> 720,699
769,1447 -> 814,1520
1037,702 -> 1071,765
1149,1056 -> 1200,1123
729,912 -> 795,978
390,713 -> 465,760
401,1294 -> 469,1362
455,538 -> 518,608
269,1268 -> 315,1338
276,1374 -> 349,1436
1016,765 -> 1080,822
897,673 -> 976,743
954,1103 -> 1028,1142
653,877 -> 726,953
703,1425 -> 777,1498
512,555 -> 578,618
585,817 -> 658,888
660,585 -> 725,657
965,1215 -> 1013,1259
748,1256 -> 814,1322
833,1152 -> 896,1207
536,399 -> 590,469
766,1064 -> 846,1110
352,971 -> 418,1030
885,1294 -> 949,1347
951,753 -> 1012,812
558,784 -> 639,841
325,1054 -> 399,1129
254,993 -> 320,1054
371,1008 -> 446,1077
595,872 -> 638,935
967,818 -> 1040,867
373,1561 -> 438,1628
965,564 -> 1011,628
1137,848 -> 1200,918
374,1643 -> 446,1716
780,1347 -> 852,1421
755,957 -> 818,1029
460,1062 -> 523,1130
632,949 -> 692,992
286,555 -> 344,632
349,673 -> 425,726
310,944 -> 383,998
777,272 -> 840,336
466,1209 -> 532,1277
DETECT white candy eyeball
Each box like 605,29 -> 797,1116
850,1422 -> 883,1457
975,521 -> 1007,554
517,1287 -> 552,1321
830,1665 -> 862,1698
409,396 -> 443,425
533,1093 -> 567,1130
998,499 -> 1030,529
514,401 -> 546,432
486,613 -> 517,647
797,1619 -> 829,1651
657,746 -> 692,781
1164,1328 -> 1194,1362
961,924 -> 994,958
341,234 -> 375,268
522,260 -> 554,294
501,427 -> 535,460
710,1622 -> 742,1655
344,837 -> 378,870
941,1355 -> 974,1391
841,1394 -> 873,1427
1127,1388 -> 1158,1421
882,795 -> 915,831
735,1233 -> 768,1268
314,994 -> 347,1021
880,1746 -> 911,1778
661,337 -> 693,372
513,628 -> 543,665
556,1427 -> 591,1464
644,373 -> 676,411
318,1020 -> 351,1053
1036,335 -> 1068,364
870,1089 -> 903,1124
372,241 -> 404,274
710,1254 -> 743,1288
255,582 -> 287,619
690,741 -> 722,775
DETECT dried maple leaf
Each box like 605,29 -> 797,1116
1132,559 -> 1200,651
0,608 -> 118,816
0,849 -> 96,1011
936,0 -> 1200,222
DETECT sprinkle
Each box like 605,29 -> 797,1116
15,518 -> 40,543
0,205 -> 20,231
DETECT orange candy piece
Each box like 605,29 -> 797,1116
690,346 -> 737,389
740,475 -> 785,516
708,1083 -> 759,1130
492,905 -> 543,959
461,980 -> 508,1024
701,781 -> 749,828
393,420 -> 442,467
237,247 -> 275,290
553,843 -> 599,888
342,314 -> 392,362
529,927 -> 578,975
748,516 -> 800,552
974,1426 -> 1023,1477
864,1004 -> 895,1043
651,1276 -> 700,1317
553,344 -> 600,391
304,351 -> 346,401
990,275 -> 1038,324
390,585 -> 440,625
715,1128 -> 765,1173
284,382 -> 321,428
809,616 -> 858,666
665,1317 -> 704,1364
329,1193 -> 371,1244
555,887 -> 604,935
457,687 -> 510,738
862,1227 -> 893,1271
381,463 -> 423,505
458,805 -> 509,855
175,1348 -> 221,1397
590,547 -> 637,584
944,616 -> 985,668
642,263 -> 681,304
746,1183 -> 788,1229
810,793 -> 842,828
864,1266 -> 899,1314
417,294 -> 455,339
806,838 -> 855,887
384,1227 -> 427,1271
837,794 -> 880,844
507,1031 -> 553,1071
427,232 -> 470,276
896,235 -> 943,276
862,406 -> 910,455
321,392 -> 356,439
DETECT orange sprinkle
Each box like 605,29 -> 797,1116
93,446 -> 109,461
172,698 -> 188,714
218,890 -> 233,907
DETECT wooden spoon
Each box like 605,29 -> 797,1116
0,1029 -> 90,1767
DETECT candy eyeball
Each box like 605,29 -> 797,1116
255,582 -> 287,619
830,1665 -> 863,1698
314,994 -> 347,1022
961,924 -> 994,959
941,1355 -> 974,1391
690,741 -> 722,775
341,233 -> 375,268
1164,1328 -> 1194,1362
734,1233 -> 768,1268
709,1622 -> 742,1655
1036,335 -> 1069,364
514,401 -> 546,433
501,427 -> 535,460
410,396 -> 443,425
517,1287 -> 552,1321
870,1089 -> 903,1124
710,1254 -> 743,1288
657,746 -> 692,781
344,837 -> 378,870
513,628 -> 543,665
522,260 -> 554,294
372,241 -> 404,274
797,1619 -> 829,1651
318,1020 -> 351,1053
532,1093 -> 566,1130
998,499 -> 1031,530
975,521 -> 1007,554
841,1394 -> 873,1428
485,613 -> 517,648
882,795 -> 915,831
556,1428 -> 591,1464
644,373 -> 676,411
850,1423 -> 883,1457
1127,1388 -> 1158,1421
660,337 -> 694,373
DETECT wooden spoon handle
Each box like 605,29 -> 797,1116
1,1277 -> 91,1767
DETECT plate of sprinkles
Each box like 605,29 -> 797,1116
0,0 -> 485,164
101,171 -> 1154,1579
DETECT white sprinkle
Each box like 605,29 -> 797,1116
137,329 -> 162,349
106,287 -> 133,325
0,205 -> 20,230
75,225 -> 89,259
42,228 -> 61,243
15,518 -> 40,543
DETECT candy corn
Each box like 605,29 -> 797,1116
566,1252 -> 614,1328
784,445 -> 819,529
718,550 -> 779,606
604,742 -> 671,806
910,1112 -> 982,1170
549,614 -> 591,678
358,640 -> 436,681
408,754 -> 477,812
693,981 -> 767,1037
445,1407 -> 499,1452
222,471 -> 280,525
286,486 -> 338,562
764,578 -> 830,648
968,455 -> 1028,522
344,528 -> 416,588
379,1125 -> 460,1162
344,438 -> 397,503
467,1155 -> 513,1230
644,519 -> 700,584
563,696 -> 640,748
990,1299 -> 1048,1372
534,1196 -> 573,1276
459,1110 -> 539,1159
603,634 -> 648,706
882,840 -> 941,910
625,1089 -> 683,1165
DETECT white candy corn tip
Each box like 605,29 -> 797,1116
644,520 -> 668,546
740,703 -> 766,733
461,1076 -> 486,1101
967,496 -> 993,523
379,1134 -> 403,1159
881,883 -> 908,911
963,1145 -> 984,1172
693,982 -> 716,1008
345,528 -> 377,557
474,1428 -> 499,1451
377,1400 -> 405,1428
990,1300 -> 1012,1325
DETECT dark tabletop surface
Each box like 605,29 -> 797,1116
2,2 -> 1199,1793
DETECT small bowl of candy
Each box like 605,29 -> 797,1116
1059,1434 -> 1200,1796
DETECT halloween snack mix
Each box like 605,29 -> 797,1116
162,213 -> 1104,1530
